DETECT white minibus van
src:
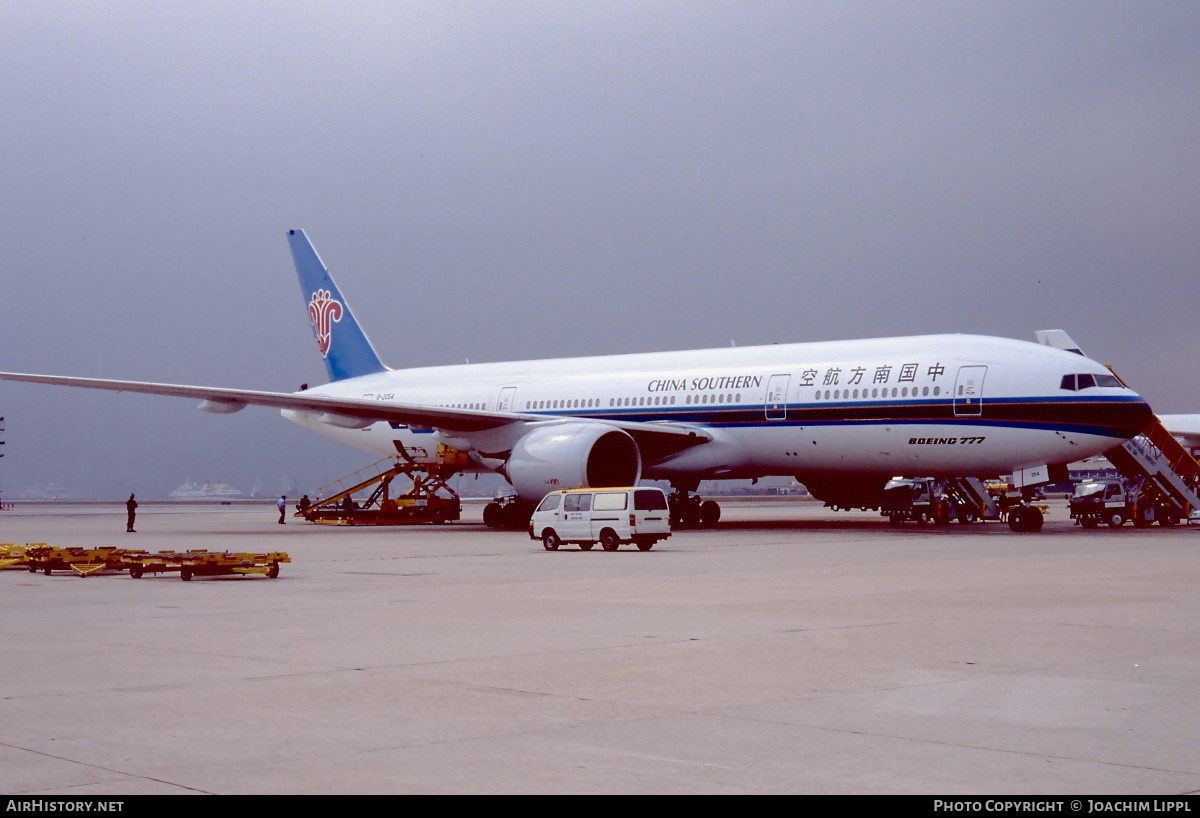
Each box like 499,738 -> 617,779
528,487 -> 672,551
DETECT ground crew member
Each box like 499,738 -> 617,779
277,495 -> 287,525
126,493 -> 138,532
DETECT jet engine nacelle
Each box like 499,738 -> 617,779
505,422 -> 642,502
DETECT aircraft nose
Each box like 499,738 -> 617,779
1120,394 -> 1155,439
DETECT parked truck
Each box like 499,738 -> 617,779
880,477 -> 996,525
1069,477 -> 1182,528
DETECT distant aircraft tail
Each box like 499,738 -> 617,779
287,229 -> 388,382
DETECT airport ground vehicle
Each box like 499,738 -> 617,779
1069,477 -> 1182,528
879,477 -> 996,525
529,487 -> 672,551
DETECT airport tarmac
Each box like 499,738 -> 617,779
2,499 -> 1198,795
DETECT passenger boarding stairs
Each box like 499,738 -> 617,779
946,477 -> 1002,520
1104,416 -> 1200,518
299,454 -> 464,524
303,457 -> 404,514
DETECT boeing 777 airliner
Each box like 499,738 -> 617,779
0,230 -> 1153,532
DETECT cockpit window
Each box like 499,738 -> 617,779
1061,373 -> 1123,390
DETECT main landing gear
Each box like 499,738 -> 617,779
1006,504 -> 1044,532
669,483 -> 721,528
1004,488 -> 1045,533
483,495 -> 533,529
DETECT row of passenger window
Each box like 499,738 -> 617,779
524,398 -> 603,411
815,385 -> 943,401
523,394 -> 748,411
461,383 -> 962,413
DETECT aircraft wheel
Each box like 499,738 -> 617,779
599,530 -> 620,552
699,501 -> 721,527
1021,506 -> 1044,532
483,502 -> 503,528
541,530 -> 561,551
1007,508 -> 1024,531
1106,512 -> 1126,528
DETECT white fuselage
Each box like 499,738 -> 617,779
283,333 -> 1150,487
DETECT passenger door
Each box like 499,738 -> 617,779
953,366 -> 986,416
765,374 -> 790,420
590,491 -> 629,540
562,492 -> 592,541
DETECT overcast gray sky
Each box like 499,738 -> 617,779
2,1 -> 1198,500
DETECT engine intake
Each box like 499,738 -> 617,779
505,422 -> 641,501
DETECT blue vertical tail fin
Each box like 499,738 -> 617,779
287,229 -> 388,382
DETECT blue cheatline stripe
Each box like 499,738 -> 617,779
514,395 -> 1148,441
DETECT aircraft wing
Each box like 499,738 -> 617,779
0,371 -> 711,455
1159,414 -> 1200,450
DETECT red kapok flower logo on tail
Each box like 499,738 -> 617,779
308,289 -> 343,358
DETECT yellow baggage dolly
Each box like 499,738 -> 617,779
25,545 -> 128,577
123,549 -> 290,581
0,544 -> 31,570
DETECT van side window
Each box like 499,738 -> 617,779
536,494 -> 561,512
564,493 -> 592,512
594,492 -> 628,511
634,490 -> 668,511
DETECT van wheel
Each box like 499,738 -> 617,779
579,541 -> 594,551
542,530 -> 561,551
635,538 -> 655,551
599,530 -> 620,551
